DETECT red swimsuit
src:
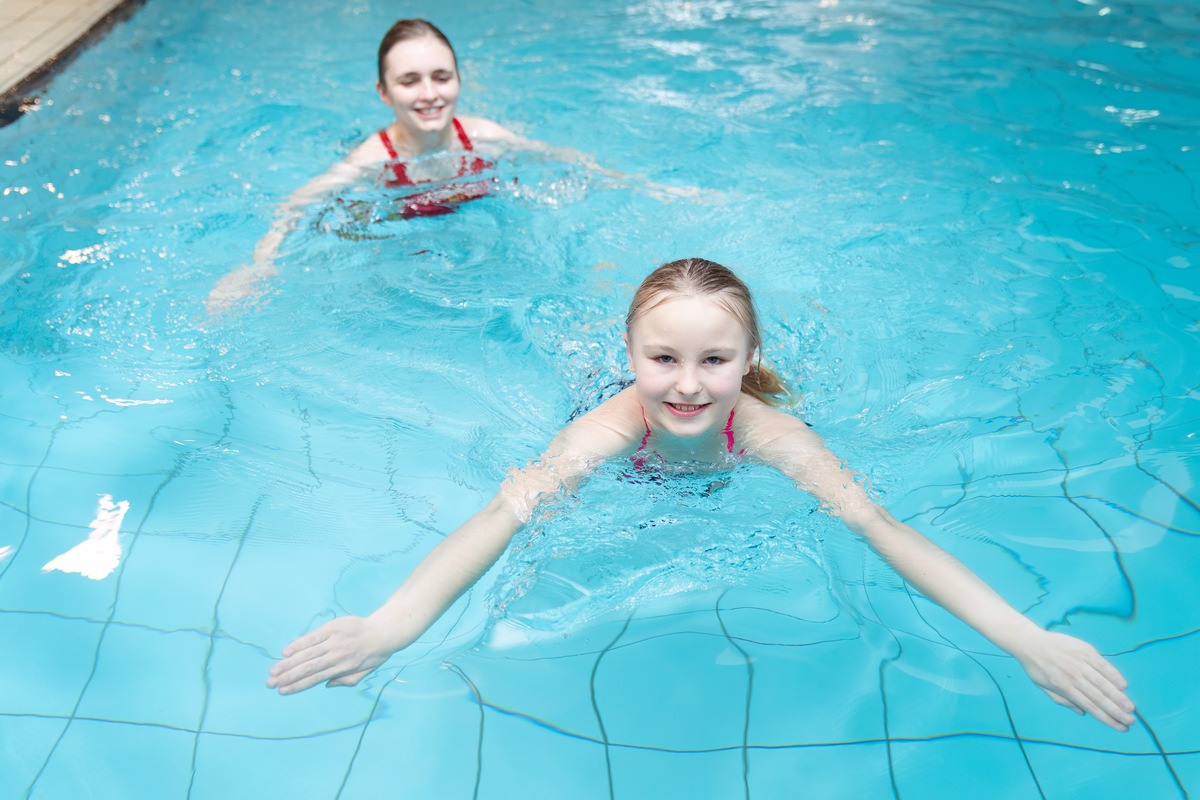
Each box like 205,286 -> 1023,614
378,119 -> 492,218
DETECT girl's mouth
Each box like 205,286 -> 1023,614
666,402 -> 709,417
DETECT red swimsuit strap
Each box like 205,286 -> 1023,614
453,118 -> 473,150
380,120 -> 476,187
378,129 -> 412,185
378,128 -> 399,159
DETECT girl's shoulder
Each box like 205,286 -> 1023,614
734,394 -> 824,457
549,387 -> 644,460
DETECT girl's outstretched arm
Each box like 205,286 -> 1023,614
267,492 -> 526,694
740,400 -> 1136,732
267,388 -> 644,695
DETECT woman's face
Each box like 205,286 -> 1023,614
376,35 -> 460,142
626,295 -> 754,442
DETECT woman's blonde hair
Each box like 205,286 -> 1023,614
626,258 -> 789,404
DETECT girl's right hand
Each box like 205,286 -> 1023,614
1013,629 -> 1136,731
266,615 -> 393,695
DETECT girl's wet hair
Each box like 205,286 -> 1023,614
377,19 -> 458,84
626,258 -> 789,404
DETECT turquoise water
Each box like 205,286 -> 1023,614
1,0 -> 1198,797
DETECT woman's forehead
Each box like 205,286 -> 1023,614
383,36 -> 456,74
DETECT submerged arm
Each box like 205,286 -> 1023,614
267,390 -> 643,694
206,149 -> 374,315
460,116 -> 702,203
747,405 -> 1136,731
267,493 -> 526,694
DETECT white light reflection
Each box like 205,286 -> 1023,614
42,494 -> 130,580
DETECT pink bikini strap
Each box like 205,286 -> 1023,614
638,409 -> 653,452
636,407 -> 738,455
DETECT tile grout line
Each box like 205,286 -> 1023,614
186,495 -> 262,799
446,664 -> 486,800
22,453 -> 189,799
714,591 -> 753,800
591,613 -> 634,800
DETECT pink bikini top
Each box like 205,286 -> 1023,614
633,408 -> 744,470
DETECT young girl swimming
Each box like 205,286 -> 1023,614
267,257 -> 1136,732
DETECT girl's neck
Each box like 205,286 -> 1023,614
638,408 -> 735,464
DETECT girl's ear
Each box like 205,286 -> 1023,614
624,332 -> 636,373
377,82 -> 391,106
743,347 -> 756,375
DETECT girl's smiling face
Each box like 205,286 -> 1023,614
376,35 -> 460,144
626,295 -> 755,443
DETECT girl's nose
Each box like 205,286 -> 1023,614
417,78 -> 437,99
675,366 -> 700,395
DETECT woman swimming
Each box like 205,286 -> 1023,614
206,18 -> 693,314
206,19 -> 515,312
267,257 -> 1137,733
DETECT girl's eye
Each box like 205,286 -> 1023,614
704,356 -> 726,365
654,355 -> 674,364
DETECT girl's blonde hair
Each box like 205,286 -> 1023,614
626,258 -> 789,404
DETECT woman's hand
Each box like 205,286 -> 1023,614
1013,629 -> 1136,731
267,615 -> 395,695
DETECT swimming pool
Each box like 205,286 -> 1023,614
1,0 -> 1197,797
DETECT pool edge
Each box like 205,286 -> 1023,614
0,0 -> 148,129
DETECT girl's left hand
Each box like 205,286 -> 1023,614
1013,629 -> 1135,731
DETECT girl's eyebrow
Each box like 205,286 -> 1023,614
637,342 -> 739,357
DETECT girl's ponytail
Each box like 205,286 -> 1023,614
742,362 -> 790,405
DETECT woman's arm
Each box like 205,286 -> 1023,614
743,402 -> 1136,731
206,141 -> 382,315
459,116 -> 702,203
267,389 -> 644,694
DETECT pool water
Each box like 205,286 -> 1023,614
1,0 -> 1197,797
